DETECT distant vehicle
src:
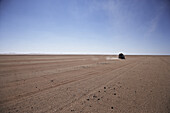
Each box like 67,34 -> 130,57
118,53 -> 125,59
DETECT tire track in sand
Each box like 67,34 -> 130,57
0,60 -> 135,105
48,59 -> 142,113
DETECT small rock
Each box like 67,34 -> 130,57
51,80 -> 53,82
114,93 -> 116,95
71,109 -> 74,112
111,107 -> 114,109
59,108 -> 63,110
93,95 -> 97,98
98,98 -> 100,100
104,87 -> 106,89
87,99 -> 89,101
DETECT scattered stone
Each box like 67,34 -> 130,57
51,80 -> 53,82
36,87 -> 37,88
87,99 -> 89,101
89,105 -> 92,107
31,107 -> 33,109
135,91 -> 136,93
71,109 -> 74,112
93,95 -> 97,98
98,98 -> 100,100
114,93 -> 116,95
104,91 -> 106,92
104,87 -> 106,89
98,91 -> 100,92
111,107 -> 114,109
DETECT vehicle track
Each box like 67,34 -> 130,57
0,60 -> 132,105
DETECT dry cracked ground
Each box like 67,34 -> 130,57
0,55 -> 169,113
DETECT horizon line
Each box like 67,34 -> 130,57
0,52 -> 169,56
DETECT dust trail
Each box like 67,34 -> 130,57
106,57 -> 119,60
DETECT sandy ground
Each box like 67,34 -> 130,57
0,55 -> 169,113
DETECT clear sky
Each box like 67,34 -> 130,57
0,0 -> 170,55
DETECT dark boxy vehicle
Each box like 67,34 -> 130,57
118,53 -> 125,59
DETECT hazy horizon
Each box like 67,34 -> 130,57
0,0 -> 170,55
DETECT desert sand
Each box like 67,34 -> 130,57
0,55 -> 169,113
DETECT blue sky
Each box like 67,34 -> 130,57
0,0 -> 170,55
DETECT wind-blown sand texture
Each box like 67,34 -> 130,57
0,55 -> 169,113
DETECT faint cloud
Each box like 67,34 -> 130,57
147,4 -> 166,34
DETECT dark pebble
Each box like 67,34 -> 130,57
111,107 -> 114,109
98,98 -> 100,100
87,99 -> 89,101
104,87 -> 106,89
114,93 -> 116,95
71,109 -> 74,112
93,95 -> 97,98
51,80 -> 53,82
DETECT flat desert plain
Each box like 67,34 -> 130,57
0,55 -> 169,113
